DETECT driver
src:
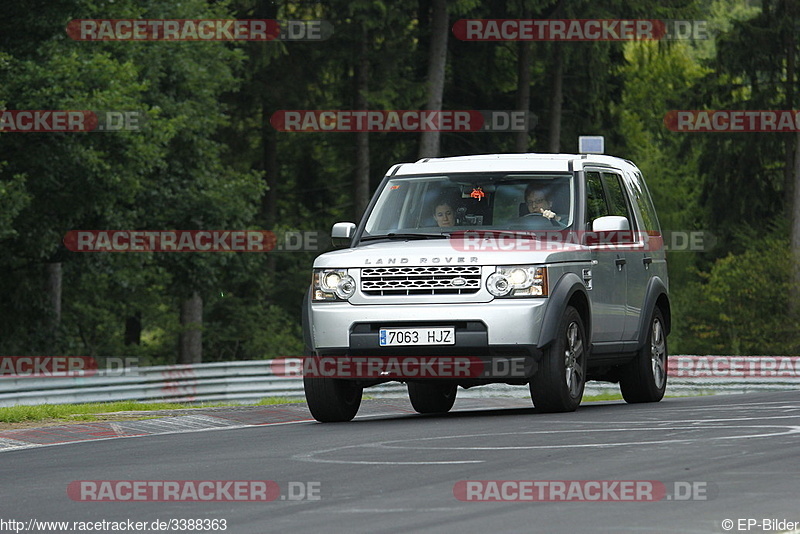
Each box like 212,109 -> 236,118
524,183 -> 561,222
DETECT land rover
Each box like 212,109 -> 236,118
302,154 -> 670,422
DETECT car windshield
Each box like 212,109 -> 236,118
363,172 -> 575,237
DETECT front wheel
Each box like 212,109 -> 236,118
619,307 -> 668,403
304,376 -> 363,422
408,381 -> 457,414
530,306 -> 587,412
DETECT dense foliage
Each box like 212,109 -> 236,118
1,0 -> 798,363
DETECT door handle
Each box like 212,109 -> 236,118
615,257 -> 626,271
643,256 -> 653,269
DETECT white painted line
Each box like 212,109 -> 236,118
296,459 -> 485,465
0,409 -> 409,453
304,508 -> 465,513
293,441 -> 486,465
367,425 -> 800,451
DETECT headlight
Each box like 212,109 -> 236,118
487,266 -> 547,298
313,269 -> 356,301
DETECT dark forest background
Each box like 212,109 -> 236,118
1,0 -> 799,364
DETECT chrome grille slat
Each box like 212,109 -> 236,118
361,266 -> 481,296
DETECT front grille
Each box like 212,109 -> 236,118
361,265 -> 482,296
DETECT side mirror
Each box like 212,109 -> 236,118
587,216 -> 633,246
592,215 -> 629,232
331,222 -> 356,248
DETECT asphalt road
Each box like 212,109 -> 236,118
1,391 -> 799,534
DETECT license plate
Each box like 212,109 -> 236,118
379,327 -> 455,346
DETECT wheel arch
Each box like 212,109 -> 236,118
538,272 -> 591,349
635,277 -> 671,350
301,285 -> 314,356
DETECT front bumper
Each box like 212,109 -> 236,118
310,299 -> 549,353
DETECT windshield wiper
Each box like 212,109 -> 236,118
360,232 -> 449,241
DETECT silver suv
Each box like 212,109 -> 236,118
302,154 -> 670,422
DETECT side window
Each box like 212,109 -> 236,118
629,171 -> 661,233
585,171 -> 609,225
601,172 -> 633,226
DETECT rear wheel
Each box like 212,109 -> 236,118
530,306 -> 587,412
620,307 -> 667,403
304,376 -> 363,422
407,382 -> 457,414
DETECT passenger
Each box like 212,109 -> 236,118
433,201 -> 455,227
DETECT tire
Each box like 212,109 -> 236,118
407,381 -> 457,414
529,305 -> 587,412
303,376 -> 363,422
620,307 -> 667,403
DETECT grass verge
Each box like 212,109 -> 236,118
0,397 -> 303,424
1,390 -> 708,426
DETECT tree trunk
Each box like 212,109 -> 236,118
262,96 -> 278,273
257,0 -> 278,231
354,27 -> 370,220
417,0 -> 448,159
262,98 -> 278,228
784,20 -> 795,220
124,312 -> 142,346
547,42 -> 564,153
786,1 -> 799,318
179,291 -> 203,364
45,262 -> 61,350
791,132 -> 800,317
515,35 -> 532,153
252,0 -> 279,273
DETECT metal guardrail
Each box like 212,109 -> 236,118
0,356 -> 798,407
0,361 -> 301,407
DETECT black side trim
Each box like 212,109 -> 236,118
634,276 -> 670,350
301,285 -> 314,356
538,272 -> 590,348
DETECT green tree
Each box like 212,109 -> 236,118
691,234 -> 800,354
0,0 -> 266,363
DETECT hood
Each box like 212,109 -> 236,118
313,235 -> 588,268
